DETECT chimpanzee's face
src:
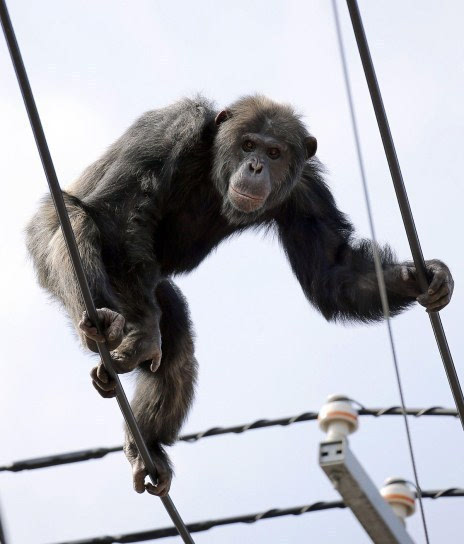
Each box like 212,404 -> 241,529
228,130 -> 293,213
212,97 -> 317,224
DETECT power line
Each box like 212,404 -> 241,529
0,406 -> 457,473
0,2 -> 193,542
48,489 -> 464,544
333,1 -> 431,541
345,0 -> 464,429
0,504 -> 8,544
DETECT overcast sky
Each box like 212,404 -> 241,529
1,1 -> 463,543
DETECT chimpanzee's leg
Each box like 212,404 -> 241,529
120,279 -> 197,496
86,263 -> 165,391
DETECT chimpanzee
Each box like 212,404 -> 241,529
26,95 -> 453,496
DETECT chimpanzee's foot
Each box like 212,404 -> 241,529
79,308 -> 125,352
90,363 -> 117,398
110,329 -> 162,374
90,330 -> 162,398
124,438 -> 173,497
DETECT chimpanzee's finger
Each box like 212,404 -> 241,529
90,365 -> 115,389
97,363 -> 113,385
131,459 -> 148,494
107,313 -> 125,342
427,304 -> 447,313
417,283 -> 450,306
91,380 -> 117,398
427,269 -> 447,295
92,382 -> 117,398
425,294 -> 451,312
145,471 -> 171,496
79,311 -> 105,342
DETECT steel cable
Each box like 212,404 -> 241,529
332,1 -> 431,540
0,406 -> 457,473
48,489 -> 464,544
0,2 -> 193,542
344,0 -> 464,429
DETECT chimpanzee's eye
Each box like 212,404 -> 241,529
268,148 -> 280,159
242,140 -> 255,152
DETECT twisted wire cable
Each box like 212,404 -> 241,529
0,406 -> 457,473
48,489 -> 464,544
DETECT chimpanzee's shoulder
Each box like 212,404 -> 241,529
134,95 -> 216,131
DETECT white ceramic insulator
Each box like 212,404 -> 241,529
380,478 -> 416,521
390,503 -> 409,523
318,395 -> 359,439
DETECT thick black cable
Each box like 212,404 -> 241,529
345,0 -> 464,429
47,489 -> 464,543
0,504 -> 8,544
50,502 -> 348,544
332,2 -> 430,541
0,520 -> 6,544
0,406 -> 457,473
0,3 -> 193,542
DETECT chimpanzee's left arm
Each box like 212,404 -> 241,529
276,168 -> 453,322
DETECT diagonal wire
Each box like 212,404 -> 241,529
331,1 -> 429,541
0,2 -> 193,542
344,0 -> 464,427
0,406 -> 458,473
47,489 -> 464,543
0,501 -> 8,544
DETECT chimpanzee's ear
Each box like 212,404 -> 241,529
215,109 -> 231,126
305,136 -> 318,159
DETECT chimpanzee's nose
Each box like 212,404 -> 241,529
248,160 -> 263,174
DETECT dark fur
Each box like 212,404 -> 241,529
26,95 -> 444,494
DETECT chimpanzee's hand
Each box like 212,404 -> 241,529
124,437 -> 172,497
79,308 -> 125,351
401,259 -> 454,312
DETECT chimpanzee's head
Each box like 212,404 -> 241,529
213,95 -> 317,224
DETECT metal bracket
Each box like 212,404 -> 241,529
319,438 -> 415,544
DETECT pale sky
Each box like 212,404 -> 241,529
1,1 -> 463,543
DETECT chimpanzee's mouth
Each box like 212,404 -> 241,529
228,185 -> 266,213
229,186 -> 265,202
